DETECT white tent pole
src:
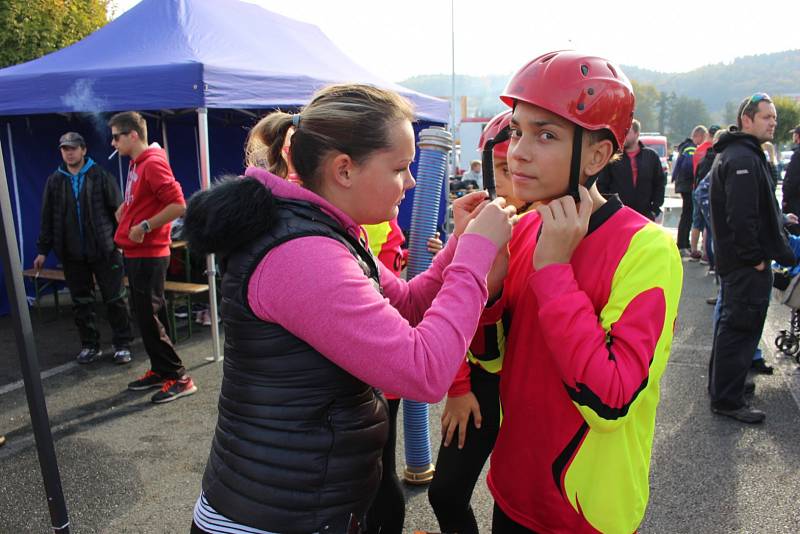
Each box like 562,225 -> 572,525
194,126 -> 202,190
6,123 -> 24,260
161,120 -> 170,163
197,108 -> 221,362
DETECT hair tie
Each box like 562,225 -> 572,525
292,114 -> 301,128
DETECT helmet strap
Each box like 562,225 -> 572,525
568,126 -> 583,201
481,126 -> 511,200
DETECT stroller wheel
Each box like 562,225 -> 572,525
786,336 -> 800,357
776,332 -> 789,352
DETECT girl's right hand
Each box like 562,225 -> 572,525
463,197 -> 517,249
452,190 -> 490,237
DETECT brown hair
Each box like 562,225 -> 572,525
245,84 -> 415,190
108,111 -> 147,144
737,93 -> 772,130
245,113 -> 293,178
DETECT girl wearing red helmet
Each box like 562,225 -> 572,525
426,110 -> 533,534
246,107 -> 443,534
482,51 -> 683,533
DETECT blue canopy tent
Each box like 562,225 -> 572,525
0,0 -> 450,358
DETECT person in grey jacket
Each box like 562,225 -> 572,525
33,132 -> 133,364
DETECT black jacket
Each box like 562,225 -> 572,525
694,148 -> 716,185
782,145 -> 800,214
183,178 -> 388,533
672,138 -> 696,194
36,158 -> 122,262
709,132 -> 795,275
596,142 -> 666,220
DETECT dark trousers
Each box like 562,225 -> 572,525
492,503 -> 538,533
125,257 -> 185,379
429,365 -> 500,534
709,267 -> 772,410
677,191 -> 693,249
365,398 -> 404,534
63,250 -> 132,349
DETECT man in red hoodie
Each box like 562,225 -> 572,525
109,111 -> 197,404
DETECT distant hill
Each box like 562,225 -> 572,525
401,49 -> 800,116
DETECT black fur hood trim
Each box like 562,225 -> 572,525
182,176 -> 275,257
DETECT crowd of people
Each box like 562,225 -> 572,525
18,46 -> 800,533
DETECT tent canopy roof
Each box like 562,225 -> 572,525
0,0 -> 448,122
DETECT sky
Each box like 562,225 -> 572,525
112,0 -> 798,82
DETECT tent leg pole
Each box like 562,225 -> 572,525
197,108 -> 221,362
0,126 -> 71,533
161,119 -> 170,163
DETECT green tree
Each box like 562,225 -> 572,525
0,0 -> 112,69
723,100 -> 739,127
667,95 -> 711,145
657,91 -> 675,138
630,80 -> 660,132
773,95 -> 800,148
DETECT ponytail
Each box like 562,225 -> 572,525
245,111 -> 294,178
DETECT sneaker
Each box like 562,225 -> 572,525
706,297 -> 718,305
688,250 -> 702,262
711,405 -> 765,424
699,257 -> 709,265
151,376 -> 197,404
202,311 -> 220,326
679,248 -> 692,258
127,370 -> 165,391
76,347 -> 102,364
174,306 -> 189,319
113,347 -> 132,365
751,358 -> 774,375
0,435 -> 5,447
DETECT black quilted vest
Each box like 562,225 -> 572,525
202,198 -> 389,533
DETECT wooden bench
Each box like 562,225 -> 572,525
22,268 -> 210,343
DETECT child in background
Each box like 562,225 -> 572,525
427,110 -> 529,534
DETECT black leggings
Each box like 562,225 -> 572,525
492,504 -> 539,533
428,365 -> 500,534
365,398 -> 404,534
677,191 -> 693,250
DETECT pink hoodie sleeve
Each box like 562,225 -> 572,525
379,235 -> 458,326
248,233 -> 497,402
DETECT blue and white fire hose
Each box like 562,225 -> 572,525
403,126 -> 453,484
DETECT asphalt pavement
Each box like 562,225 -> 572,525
1,230 -> 799,533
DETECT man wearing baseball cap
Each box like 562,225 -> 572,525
783,125 -> 800,223
34,132 -> 133,364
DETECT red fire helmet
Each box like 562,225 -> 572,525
478,110 -> 512,158
500,50 -> 635,149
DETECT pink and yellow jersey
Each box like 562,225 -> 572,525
485,196 -> 682,533
363,218 -> 407,278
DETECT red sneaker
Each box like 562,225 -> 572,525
151,376 -> 198,404
127,370 -> 165,391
